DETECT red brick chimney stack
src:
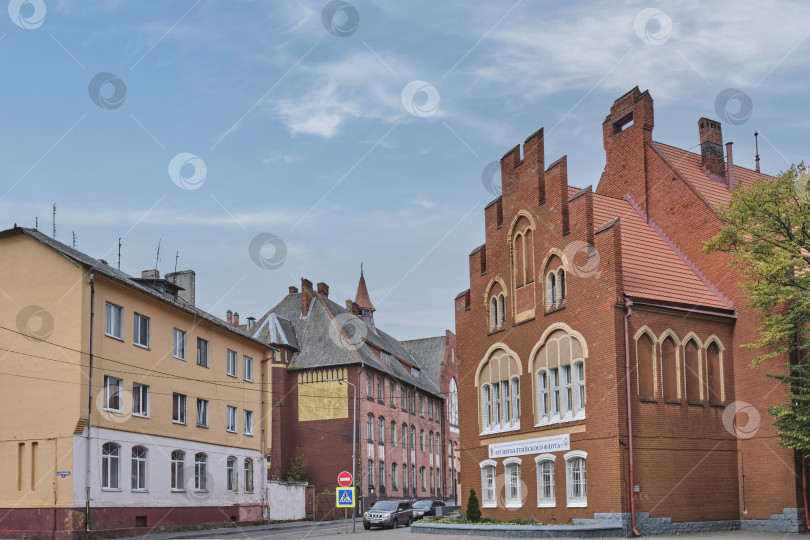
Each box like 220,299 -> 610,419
317,282 -> 329,299
698,118 -> 725,179
226,310 -> 233,324
289,285 -> 299,295
301,279 -> 313,317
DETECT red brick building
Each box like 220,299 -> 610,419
245,271 -> 460,515
454,87 -> 805,534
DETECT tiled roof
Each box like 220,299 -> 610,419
249,292 -> 444,398
5,227 -> 272,347
650,141 -> 773,207
354,269 -> 375,311
591,195 -> 730,310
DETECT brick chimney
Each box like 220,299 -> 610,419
226,310 -> 233,324
317,282 -> 329,299
247,316 -> 256,329
698,117 -> 725,179
726,142 -> 736,190
301,279 -> 314,317
289,285 -> 299,294
233,312 -> 239,326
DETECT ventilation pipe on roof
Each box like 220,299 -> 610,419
726,142 -> 736,191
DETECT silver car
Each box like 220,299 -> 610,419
362,500 -> 413,529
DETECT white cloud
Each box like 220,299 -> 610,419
412,198 -> 438,209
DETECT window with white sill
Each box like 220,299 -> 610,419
565,451 -> 587,507
477,348 -> 522,434
533,326 -> 587,426
504,457 -> 523,508
479,460 -> 496,508
535,454 -> 556,507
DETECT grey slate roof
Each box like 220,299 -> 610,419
400,336 -> 447,391
7,227 -> 270,348
247,291 -> 444,398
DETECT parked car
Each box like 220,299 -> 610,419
411,499 -> 446,519
363,500 -> 413,529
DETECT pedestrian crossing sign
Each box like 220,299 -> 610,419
336,486 -> 354,507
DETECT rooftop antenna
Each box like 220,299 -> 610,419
155,239 -> 161,271
118,238 -> 121,270
174,251 -> 179,274
72,232 -> 77,248
754,131 -> 760,172
52,203 -> 56,240
35,216 -> 38,230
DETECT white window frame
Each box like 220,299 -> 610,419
101,442 -> 120,490
196,398 -> 209,428
132,382 -> 149,418
534,454 -> 556,507
226,406 -> 238,433
104,376 -> 123,412
194,453 -> 208,491
226,349 -> 238,377
172,393 -> 187,425
227,456 -> 237,492
561,364 -> 573,419
481,385 -> 491,430
133,312 -> 150,349
492,383 -> 501,428
105,302 -> 124,340
574,360 -> 586,419
173,328 -> 186,360
504,457 -> 523,508
549,367 -> 560,419
131,446 -> 148,491
244,356 -> 253,382
244,458 -> 254,493
510,376 -> 520,427
565,450 -> 588,507
244,410 -> 254,436
196,338 -> 209,367
537,370 -> 549,422
170,450 -> 185,491
500,380 -> 510,429
479,460 -> 497,508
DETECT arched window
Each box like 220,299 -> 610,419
366,413 -> 374,442
131,446 -> 147,491
684,339 -> 701,402
636,331 -> 656,400
546,273 -> 557,310
244,458 -> 254,493
410,425 -> 415,449
401,423 -> 407,449
101,442 -> 120,490
487,281 -> 506,331
707,340 -> 724,404
557,268 -> 566,304
171,450 -> 185,491
490,297 -> 498,330
391,421 -> 397,446
565,451 -> 587,507
420,466 -> 426,491
661,334 -> 679,401
392,463 -> 399,490
194,453 -> 208,491
448,378 -> 459,427
498,294 -> 505,326
478,348 -> 521,433
515,233 -> 525,287
226,456 -> 237,492
504,457 -> 522,508
535,454 -> 555,507
428,432 -> 433,456
480,460 -> 496,508
532,326 -> 587,424
420,429 -> 425,451
377,416 -> 385,444
367,459 -> 374,488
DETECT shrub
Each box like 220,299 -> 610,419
466,487 -> 481,522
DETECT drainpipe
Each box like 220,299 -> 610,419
623,298 -> 640,537
260,353 -> 273,520
85,270 -> 95,533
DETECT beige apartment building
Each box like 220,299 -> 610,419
0,227 -> 275,539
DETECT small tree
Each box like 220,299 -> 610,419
284,448 -> 307,482
466,487 -> 481,522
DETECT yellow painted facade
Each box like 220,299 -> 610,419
0,231 -> 273,511
297,369 -> 348,421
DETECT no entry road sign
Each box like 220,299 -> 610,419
337,471 -> 353,487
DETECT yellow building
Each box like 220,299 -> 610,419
0,227 -> 275,539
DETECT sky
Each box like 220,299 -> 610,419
1,0 -> 809,340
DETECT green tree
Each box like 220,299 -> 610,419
284,448 -> 307,482
466,487 -> 481,522
705,163 -> 810,452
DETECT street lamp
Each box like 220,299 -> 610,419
325,377 -> 357,533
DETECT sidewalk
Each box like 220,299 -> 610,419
130,518 -> 363,540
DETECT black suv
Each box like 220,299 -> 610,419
363,500 -> 413,529
411,499 -> 445,519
